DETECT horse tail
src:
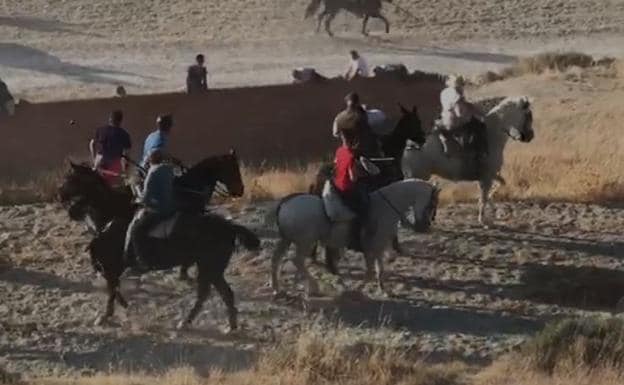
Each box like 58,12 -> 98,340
305,0 -> 322,18
264,193 -> 304,229
231,224 -> 261,251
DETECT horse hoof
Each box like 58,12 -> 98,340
224,326 -> 238,335
176,320 -> 189,331
94,315 -> 109,327
272,290 -> 285,300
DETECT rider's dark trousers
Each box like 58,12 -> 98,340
124,209 -> 169,265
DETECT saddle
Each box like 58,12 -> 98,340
322,181 -> 356,223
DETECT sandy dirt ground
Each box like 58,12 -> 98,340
2,201 -> 624,377
3,0 -> 624,380
2,0 -> 624,101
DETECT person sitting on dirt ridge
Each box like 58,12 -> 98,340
89,110 -> 131,188
437,75 -> 488,167
344,50 -> 369,80
186,54 -> 208,94
124,148 -> 176,275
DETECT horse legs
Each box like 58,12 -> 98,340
392,236 -> 403,255
364,251 -> 375,281
478,179 -> 494,226
324,246 -> 341,276
377,13 -> 390,33
270,239 -> 290,295
324,12 -> 336,37
177,275 -> 211,330
316,11 -> 327,33
362,15 -> 370,36
179,264 -> 191,282
294,243 -> 320,297
115,289 -> 129,308
374,252 -> 386,294
95,276 -> 119,326
213,275 -> 238,332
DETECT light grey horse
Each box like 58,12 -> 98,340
402,96 -> 534,225
268,179 -> 439,296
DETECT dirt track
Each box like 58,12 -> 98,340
2,0 -> 624,102
2,201 -> 624,377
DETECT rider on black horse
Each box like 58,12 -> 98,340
124,148 -> 176,274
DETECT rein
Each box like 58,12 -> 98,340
377,186 -> 436,233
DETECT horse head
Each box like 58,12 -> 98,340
58,161 -> 109,213
396,103 -> 425,146
493,96 -> 535,143
183,149 -> 245,199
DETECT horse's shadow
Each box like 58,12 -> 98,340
306,292 -> 541,336
1,332 -> 255,376
444,224 -> 624,259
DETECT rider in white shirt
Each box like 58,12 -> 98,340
345,50 -> 369,80
438,75 -> 484,154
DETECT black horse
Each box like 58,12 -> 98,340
308,104 -> 425,273
58,152 -> 259,331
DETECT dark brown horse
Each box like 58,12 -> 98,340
305,0 -> 392,37
58,152 -> 259,331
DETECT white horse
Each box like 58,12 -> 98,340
402,96 -> 534,225
268,179 -> 440,296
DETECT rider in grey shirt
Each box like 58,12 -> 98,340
124,149 -> 175,274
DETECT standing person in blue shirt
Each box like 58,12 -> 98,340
142,114 -> 174,170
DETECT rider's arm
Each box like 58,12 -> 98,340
201,68 -> 208,91
88,139 -> 96,163
332,117 -> 340,138
348,162 -> 358,183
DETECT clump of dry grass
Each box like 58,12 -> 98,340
474,52 -> 605,85
29,321 -> 467,385
476,318 -> 624,385
241,163 -> 320,202
0,169 -> 63,205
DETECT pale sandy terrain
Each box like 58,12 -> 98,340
2,201 -> 624,378
2,0 -> 624,101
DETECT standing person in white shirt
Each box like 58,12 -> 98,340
344,50 -> 369,80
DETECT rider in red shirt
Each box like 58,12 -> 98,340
334,130 -> 369,250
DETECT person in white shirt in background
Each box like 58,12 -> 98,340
345,50 -> 369,80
